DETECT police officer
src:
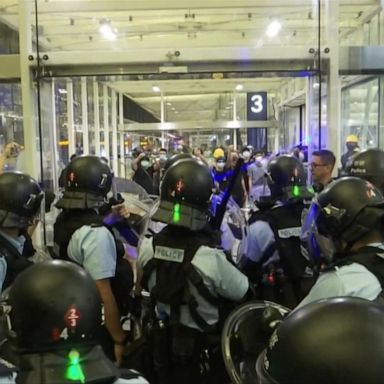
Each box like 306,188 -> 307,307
53,155 -> 134,365
242,155 -> 314,308
298,176 -> 384,308
255,297 -> 384,384
0,172 -> 44,291
3,260 -> 148,384
346,148 -> 384,193
138,158 -> 249,384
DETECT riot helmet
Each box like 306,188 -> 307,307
267,155 -> 310,200
345,148 -> 384,193
56,155 -> 113,209
164,153 -> 194,172
9,260 -> 100,352
256,297 -> 384,384
0,172 -> 43,228
302,176 -> 384,262
152,158 -> 214,230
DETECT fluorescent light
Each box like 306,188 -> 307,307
266,20 -> 282,38
235,84 -> 243,91
58,88 -> 67,94
99,19 -> 116,40
152,85 -> 161,93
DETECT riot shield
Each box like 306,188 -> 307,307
222,300 -> 290,384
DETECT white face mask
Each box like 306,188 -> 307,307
159,155 -> 167,162
216,162 -> 225,170
141,160 -> 150,169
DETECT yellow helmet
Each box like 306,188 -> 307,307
213,148 -> 225,159
346,134 -> 358,143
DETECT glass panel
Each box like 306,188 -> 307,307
341,77 -> 379,152
0,82 -> 24,171
0,3 -> 19,54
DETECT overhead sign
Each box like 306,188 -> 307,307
247,92 -> 268,121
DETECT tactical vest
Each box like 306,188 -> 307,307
323,246 -> 384,299
0,232 -> 33,291
248,201 -> 315,306
53,209 -> 134,315
142,226 -> 221,332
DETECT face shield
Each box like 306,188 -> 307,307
300,200 -> 336,265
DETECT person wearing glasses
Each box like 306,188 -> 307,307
310,150 -> 336,193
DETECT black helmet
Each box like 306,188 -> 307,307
8,260 -> 118,382
314,177 -> 384,250
152,159 -> 213,230
164,153 -> 194,172
9,260 -> 100,352
256,297 -> 384,384
267,155 -> 310,200
56,155 -> 113,209
0,171 -> 43,228
345,148 -> 384,193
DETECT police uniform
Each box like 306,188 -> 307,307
244,199 -> 314,308
67,225 -> 117,280
297,243 -> 383,309
139,235 -> 248,330
54,209 -> 133,316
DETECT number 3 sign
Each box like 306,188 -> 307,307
247,92 -> 267,121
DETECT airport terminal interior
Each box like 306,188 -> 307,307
0,1 -> 384,383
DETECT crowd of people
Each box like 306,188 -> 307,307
0,134 -> 383,383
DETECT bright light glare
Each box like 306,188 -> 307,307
152,85 -> 161,93
235,84 -> 243,91
266,20 -> 282,38
99,21 -> 116,40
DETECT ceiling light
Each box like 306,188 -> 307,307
99,19 -> 116,41
58,88 -> 67,94
235,84 -> 243,91
166,102 -> 172,105
266,20 -> 282,38
152,85 -> 161,93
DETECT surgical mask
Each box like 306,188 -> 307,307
216,162 -> 225,170
159,155 -> 167,162
242,151 -> 251,160
140,160 -> 150,169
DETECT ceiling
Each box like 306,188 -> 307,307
0,0 -> 381,125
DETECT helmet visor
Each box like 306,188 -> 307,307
301,200 -> 336,264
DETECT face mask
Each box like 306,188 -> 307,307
140,160 -> 150,169
159,155 -> 167,162
242,151 -> 251,160
216,162 -> 225,170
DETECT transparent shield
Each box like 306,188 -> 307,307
222,301 -> 290,384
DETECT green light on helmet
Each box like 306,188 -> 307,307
66,349 -> 85,383
173,203 -> 181,223
292,185 -> 300,197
